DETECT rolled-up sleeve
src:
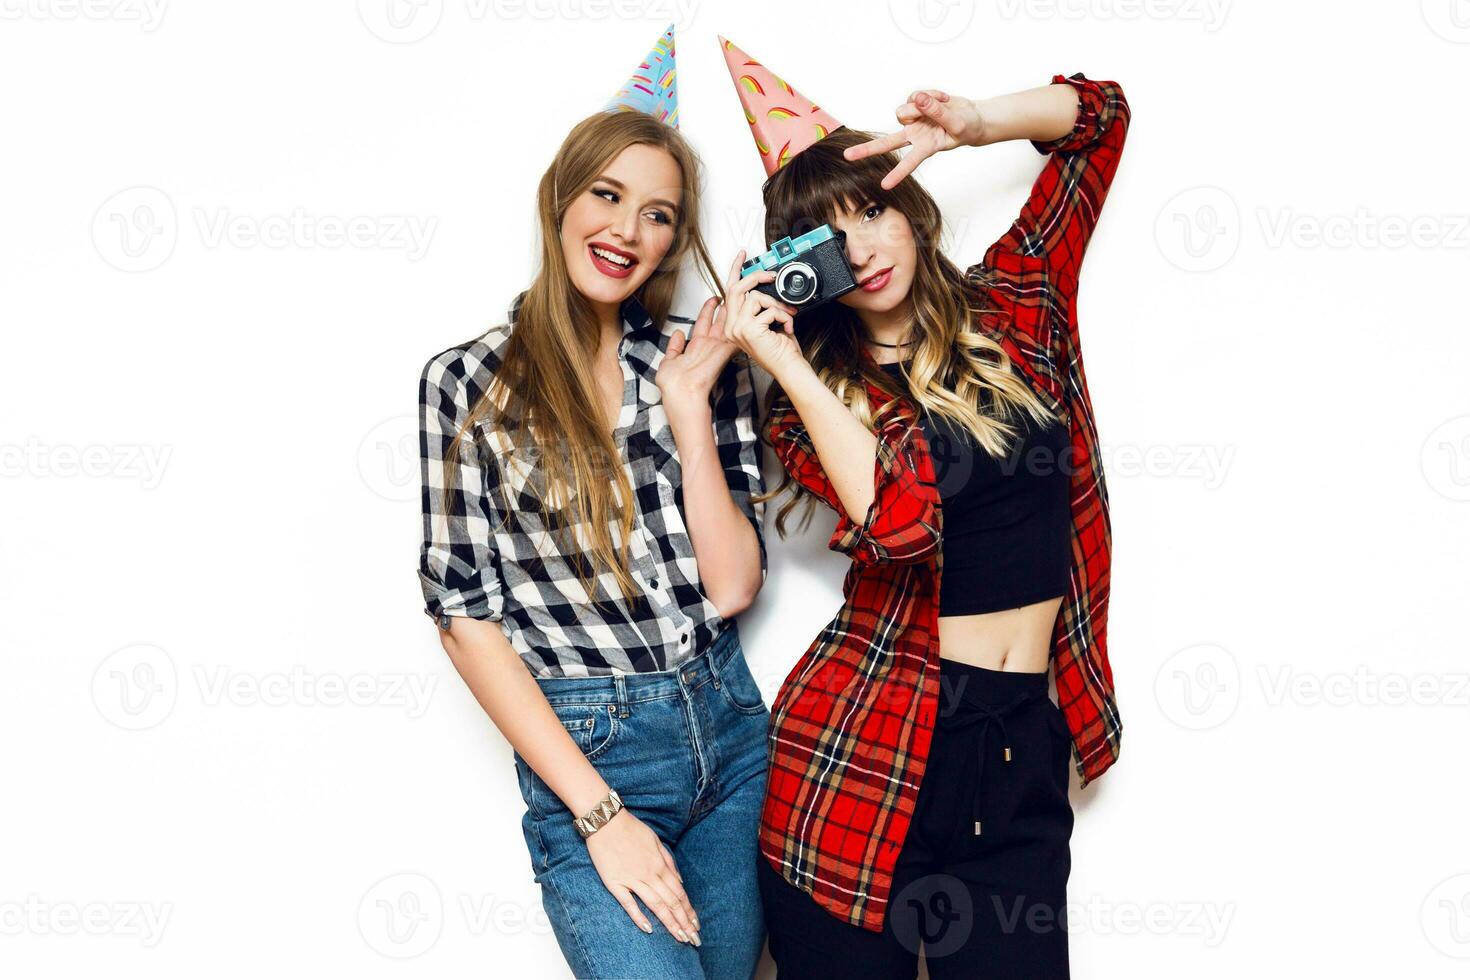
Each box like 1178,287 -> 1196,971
418,351 -> 505,631
987,72 -> 1131,291
767,397 -> 939,567
1029,72 -> 1127,156
711,354 -> 768,579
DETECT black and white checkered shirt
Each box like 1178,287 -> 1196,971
417,295 -> 766,677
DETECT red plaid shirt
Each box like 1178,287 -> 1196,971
759,72 -> 1129,932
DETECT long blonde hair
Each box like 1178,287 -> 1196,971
756,126 -> 1059,536
442,110 -> 720,604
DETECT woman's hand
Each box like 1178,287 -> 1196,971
718,249 -> 805,383
585,808 -> 702,946
655,295 -> 738,427
844,88 -> 986,190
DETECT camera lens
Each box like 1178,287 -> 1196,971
775,262 -> 818,304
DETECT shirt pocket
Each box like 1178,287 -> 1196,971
474,421 -> 593,562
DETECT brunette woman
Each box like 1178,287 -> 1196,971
717,37 -> 1127,979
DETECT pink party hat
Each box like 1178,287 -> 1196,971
718,35 -> 842,177
603,24 -> 679,128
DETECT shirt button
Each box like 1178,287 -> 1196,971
650,578 -> 659,590
680,633 -> 689,644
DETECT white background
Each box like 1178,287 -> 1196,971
3,0 -> 1469,977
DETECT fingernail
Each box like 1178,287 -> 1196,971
641,921 -> 653,934
676,929 -> 688,942
917,93 -> 930,105
691,932 -> 702,947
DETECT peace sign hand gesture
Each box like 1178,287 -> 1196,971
843,89 -> 986,190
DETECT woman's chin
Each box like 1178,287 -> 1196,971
569,273 -> 634,309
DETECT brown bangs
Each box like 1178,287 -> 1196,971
761,127 -> 900,245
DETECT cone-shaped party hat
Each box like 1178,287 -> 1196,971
718,35 -> 842,177
603,24 -> 679,128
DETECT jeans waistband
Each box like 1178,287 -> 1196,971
531,621 -> 742,708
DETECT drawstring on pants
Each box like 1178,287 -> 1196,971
940,689 -> 1050,835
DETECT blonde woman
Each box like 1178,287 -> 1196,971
418,36 -> 788,977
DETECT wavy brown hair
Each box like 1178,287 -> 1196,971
441,110 -> 720,605
755,126 -> 1059,537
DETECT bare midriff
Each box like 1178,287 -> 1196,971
936,594 -> 1064,672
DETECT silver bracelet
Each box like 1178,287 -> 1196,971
573,788 -> 624,839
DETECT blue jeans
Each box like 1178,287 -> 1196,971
512,621 -> 770,979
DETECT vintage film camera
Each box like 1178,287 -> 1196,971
738,225 -> 857,314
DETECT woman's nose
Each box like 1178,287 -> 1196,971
611,206 -> 640,244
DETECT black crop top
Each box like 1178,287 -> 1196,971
878,360 -> 1072,615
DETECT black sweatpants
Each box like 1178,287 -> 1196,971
758,659 -> 1076,979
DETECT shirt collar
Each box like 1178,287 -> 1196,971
619,293 -> 661,342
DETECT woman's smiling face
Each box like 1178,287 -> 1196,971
829,196 -> 918,315
559,142 -> 682,314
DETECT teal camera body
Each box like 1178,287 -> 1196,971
739,225 -> 857,314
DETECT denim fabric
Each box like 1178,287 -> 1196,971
512,622 -> 770,979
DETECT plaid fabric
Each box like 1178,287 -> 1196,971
759,72 -> 1128,932
417,295 -> 766,677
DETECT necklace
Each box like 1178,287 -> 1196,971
866,337 -> 913,348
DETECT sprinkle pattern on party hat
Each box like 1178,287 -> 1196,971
603,24 -> 679,128
718,35 -> 842,177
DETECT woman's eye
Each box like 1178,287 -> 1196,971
592,188 -> 618,203
862,203 -> 885,221
645,210 -> 672,226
